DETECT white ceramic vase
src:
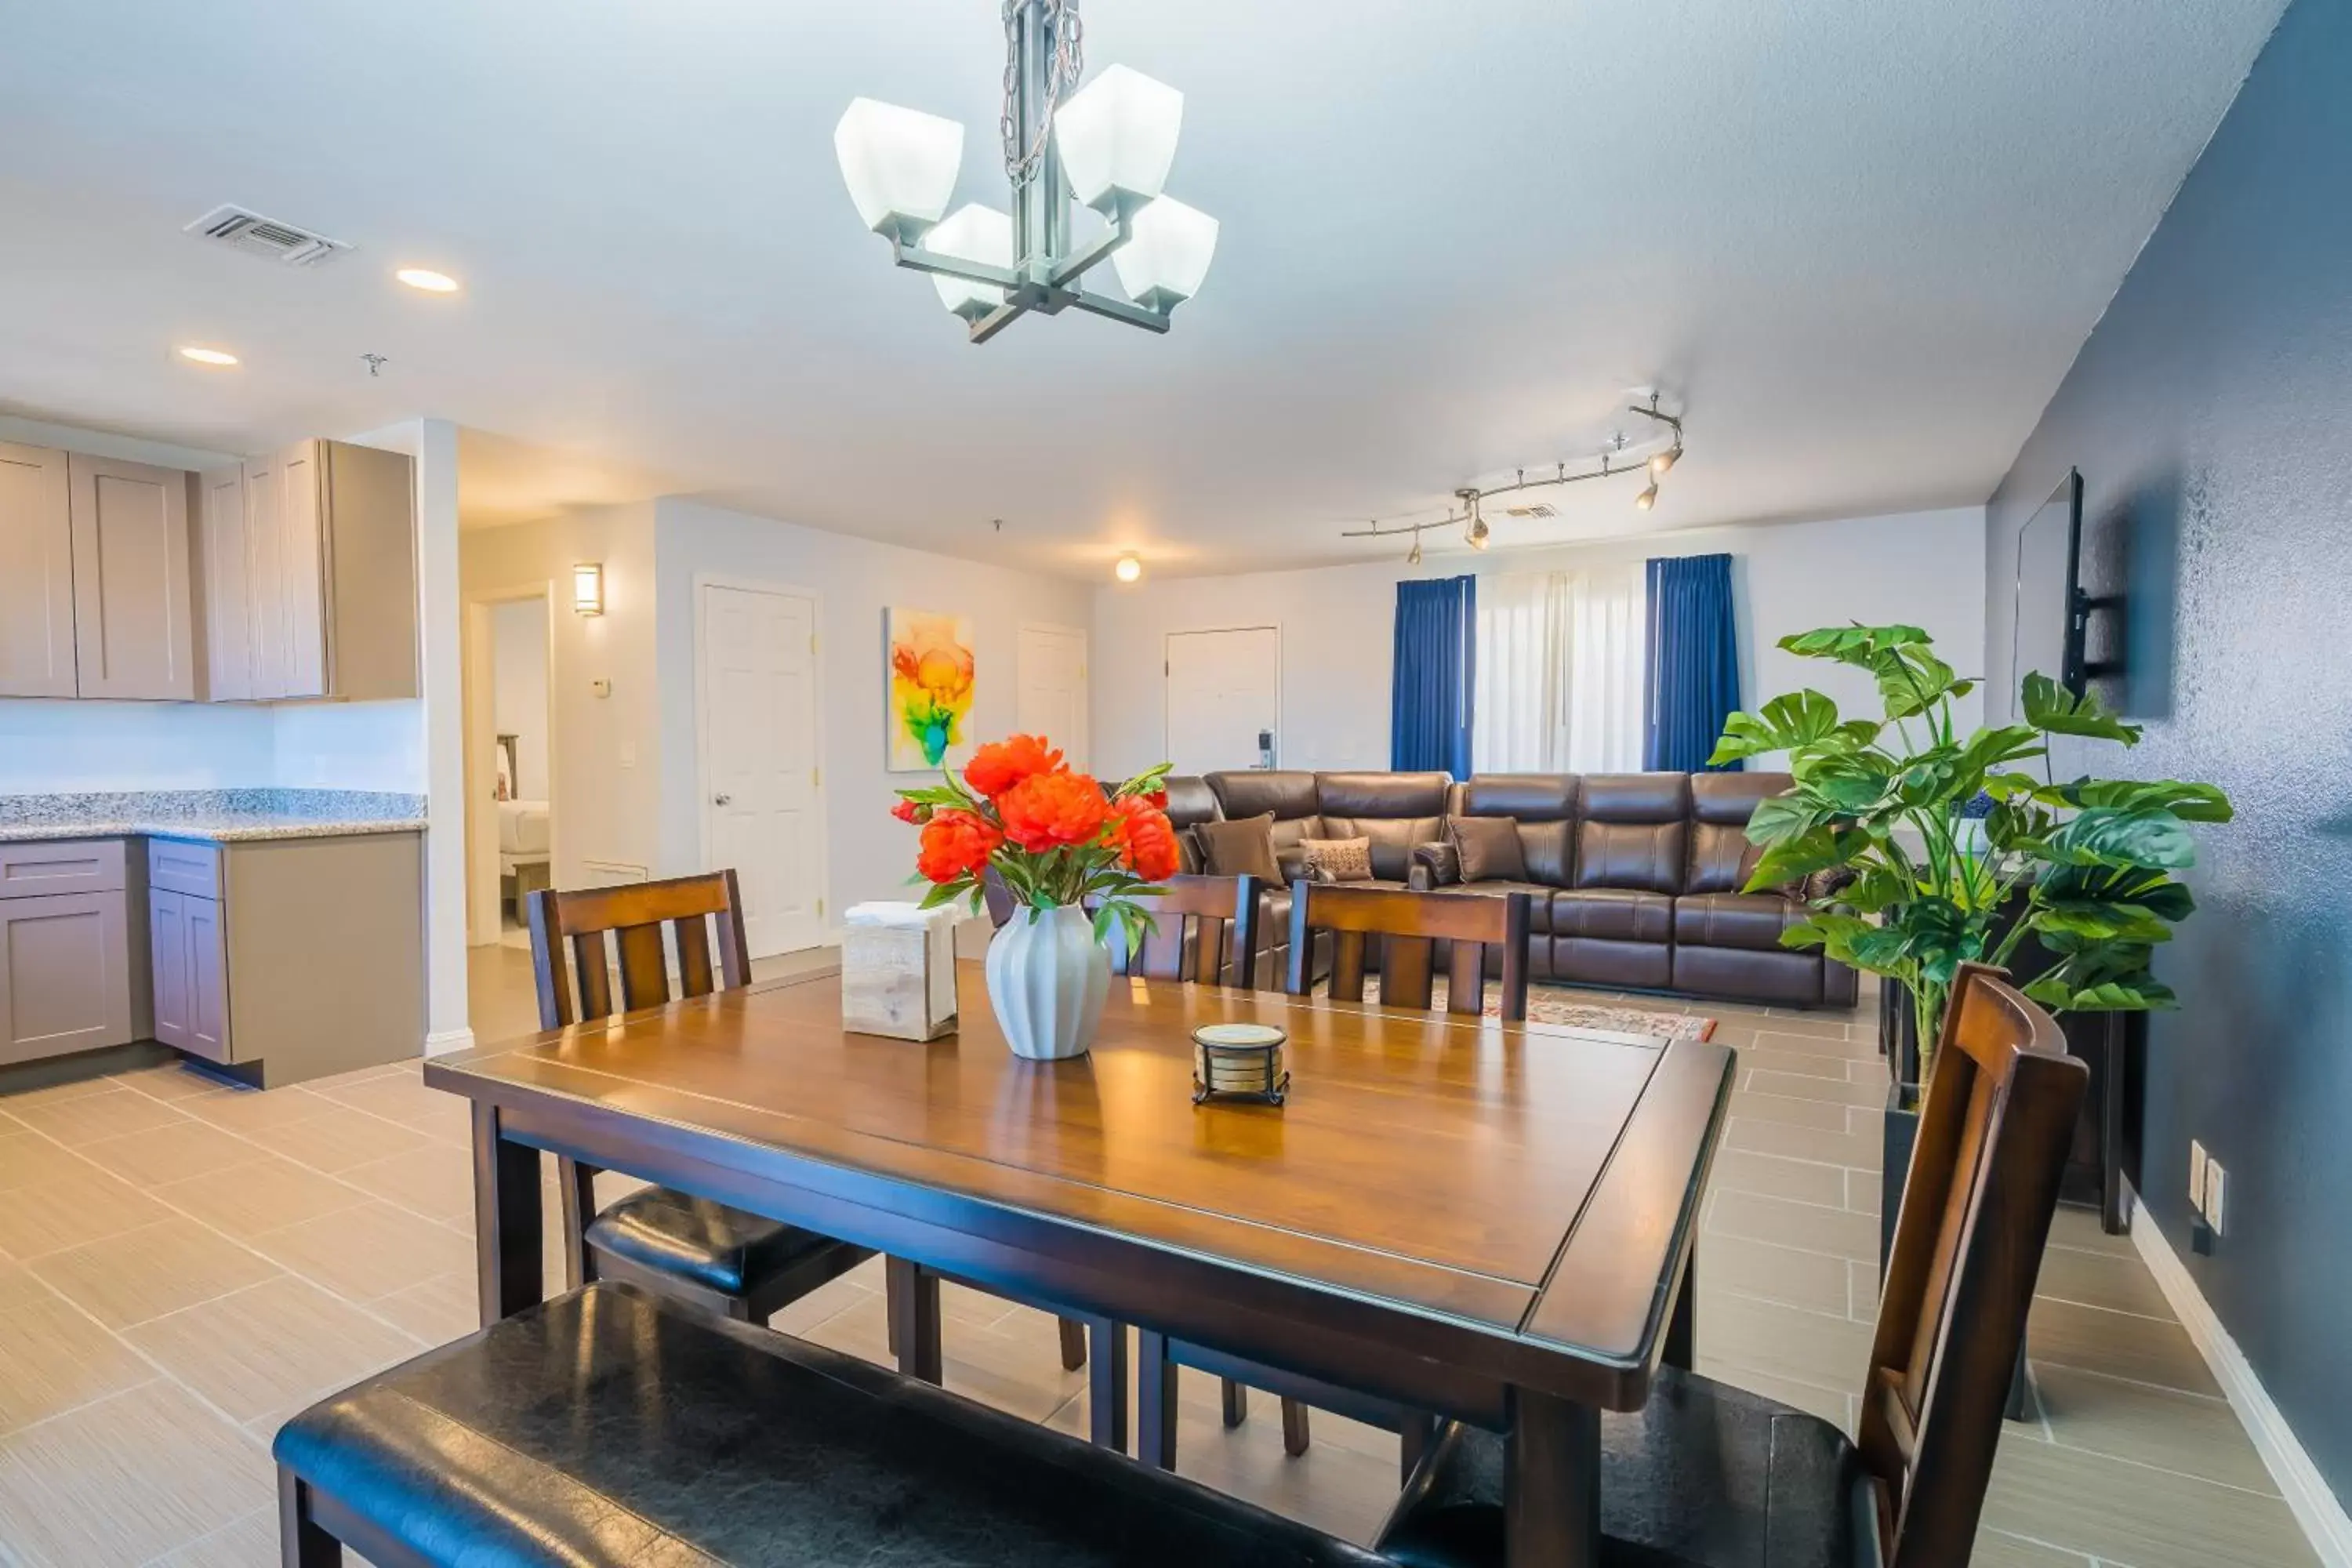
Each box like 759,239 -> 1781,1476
985,903 -> 1111,1061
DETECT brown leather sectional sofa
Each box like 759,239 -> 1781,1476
1166,768 -> 1857,1009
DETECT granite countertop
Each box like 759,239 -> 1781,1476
0,789 -> 427,844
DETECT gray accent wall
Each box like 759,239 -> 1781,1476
1985,0 -> 2350,1499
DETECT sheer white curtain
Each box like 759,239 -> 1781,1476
1473,563 -> 1646,773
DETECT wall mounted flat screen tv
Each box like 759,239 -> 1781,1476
2011,467 -> 2089,700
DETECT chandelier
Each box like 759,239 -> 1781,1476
1343,394 -> 1687,563
833,0 -> 1218,344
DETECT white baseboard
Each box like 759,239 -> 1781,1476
423,1027 -> 476,1056
2125,1184 -> 2352,1566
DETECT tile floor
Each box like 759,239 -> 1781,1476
0,960 -> 2318,1566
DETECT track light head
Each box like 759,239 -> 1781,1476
1467,517 -> 1491,550
1635,481 -> 1660,512
1406,528 -> 1423,566
1650,446 -> 1679,477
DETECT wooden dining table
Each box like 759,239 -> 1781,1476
425,961 -> 1734,1568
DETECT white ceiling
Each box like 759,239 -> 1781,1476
0,1 -> 2285,577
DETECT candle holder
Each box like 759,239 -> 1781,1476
1192,1023 -> 1289,1105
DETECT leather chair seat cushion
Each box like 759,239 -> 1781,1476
278,1283 -> 1385,1568
1441,880 -> 1558,935
585,1189 -> 846,1297
1674,892 -> 1808,953
1550,889 -> 1674,942
1376,1367 -> 1875,1568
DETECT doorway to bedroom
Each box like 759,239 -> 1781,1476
463,589 -> 557,951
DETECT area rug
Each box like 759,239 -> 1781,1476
1363,979 -> 1718,1041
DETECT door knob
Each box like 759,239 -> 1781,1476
713,793 -> 733,806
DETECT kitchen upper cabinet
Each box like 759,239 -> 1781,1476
67,453 -> 199,701
0,441 -> 78,698
198,466 -> 253,702
234,438 -> 416,702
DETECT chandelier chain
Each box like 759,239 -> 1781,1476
1000,0 -> 1083,187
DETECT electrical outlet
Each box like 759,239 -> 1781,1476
2189,1139 -> 2209,1208
2204,1160 -> 2227,1236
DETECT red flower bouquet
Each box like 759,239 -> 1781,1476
893,733 -> 1175,950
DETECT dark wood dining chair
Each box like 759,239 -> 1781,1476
1142,876 -> 1525,1470
1285,880 -> 1533,1023
1374,963 -> 2089,1568
527,873 -> 876,1325
1106,872 -> 1261,988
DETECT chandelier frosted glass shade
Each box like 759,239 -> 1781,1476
1110,196 -> 1219,310
924,204 -> 1014,318
834,98 -> 964,236
1052,64 -> 1184,217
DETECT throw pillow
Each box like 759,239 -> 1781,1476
1298,836 -> 1374,884
1448,815 -> 1529,884
1196,813 -> 1283,882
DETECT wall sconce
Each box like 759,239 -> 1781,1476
572,563 -> 604,616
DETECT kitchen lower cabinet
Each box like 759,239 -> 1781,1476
148,886 -> 230,1064
0,840 -> 143,1066
146,832 -> 423,1086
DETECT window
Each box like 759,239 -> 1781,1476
1472,563 -> 1646,773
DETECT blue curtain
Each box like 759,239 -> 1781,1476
1644,554 -> 1742,771
1391,575 -> 1477,776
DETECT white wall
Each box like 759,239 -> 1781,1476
652,499 -> 1094,925
459,503 -> 660,891
490,599 -> 551,799
1090,507 -> 1989,779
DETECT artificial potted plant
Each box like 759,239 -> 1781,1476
894,735 -> 1178,1060
1709,624 -> 2230,1200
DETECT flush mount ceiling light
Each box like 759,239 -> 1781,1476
834,0 -> 1217,344
1113,554 -> 1143,583
176,345 -> 239,366
1342,392 -> 1688,561
395,267 -> 460,293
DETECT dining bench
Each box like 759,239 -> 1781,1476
274,1279 -> 1385,1567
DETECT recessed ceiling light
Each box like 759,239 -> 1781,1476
395,267 -> 460,293
176,346 -> 238,366
1114,554 -> 1143,583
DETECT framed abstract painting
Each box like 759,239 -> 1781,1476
885,608 -> 978,771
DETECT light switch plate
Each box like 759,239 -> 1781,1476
2204,1161 -> 2227,1236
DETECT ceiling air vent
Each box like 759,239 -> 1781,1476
1503,503 -> 1558,519
184,205 -> 350,267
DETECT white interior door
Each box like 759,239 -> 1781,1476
699,583 -> 824,957
1016,625 -> 1088,768
1165,626 -> 1280,775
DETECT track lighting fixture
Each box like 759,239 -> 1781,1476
1338,390 -> 1687,561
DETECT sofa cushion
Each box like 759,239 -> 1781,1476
1317,815 -> 1443,882
1686,772 -> 1795,894
1675,891 -> 1808,953
1575,774 -> 1691,893
1441,880 -> 1557,935
1316,771 -> 1453,818
1159,775 -> 1224,829
1204,769 -> 1319,822
1196,814 -> 1283,881
1299,836 -> 1374,883
1550,888 -> 1674,942
1447,815 -> 1528,884
1452,774 -> 1579,822
278,1283 -> 1384,1568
